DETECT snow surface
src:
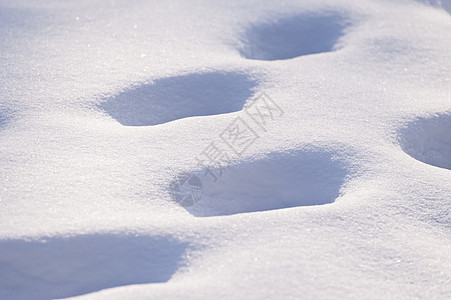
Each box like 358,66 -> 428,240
0,0 -> 451,299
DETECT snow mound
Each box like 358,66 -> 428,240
181,148 -> 350,217
399,113 -> 451,170
0,234 -> 188,300
98,71 -> 258,126
238,12 -> 350,60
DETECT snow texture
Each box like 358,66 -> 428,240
399,113 -> 451,170
184,148 -> 351,217
0,234 -> 188,299
0,0 -> 451,299
239,12 -> 349,60
98,71 -> 258,126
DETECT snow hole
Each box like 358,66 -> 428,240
399,113 -> 451,170
238,12 -> 350,60
175,149 -> 351,217
98,71 -> 258,126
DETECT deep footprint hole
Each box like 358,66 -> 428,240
172,149 -> 351,217
0,234 -> 189,300
98,71 -> 258,126
238,12 -> 351,61
399,113 -> 451,170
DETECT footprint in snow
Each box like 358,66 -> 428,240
171,148 -> 352,217
98,71 -> 258,126
399,113 -> 451,170
238,11 -> 351,61
0,234 -> 189,300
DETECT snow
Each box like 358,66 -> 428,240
184,147 -> 352,217
0,0 -> 450,299
99,71 -> 258,126
238,12 -> 350,60
399,113 -> 451,170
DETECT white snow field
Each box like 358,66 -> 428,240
0,0 -> 451,299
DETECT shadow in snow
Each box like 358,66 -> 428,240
172,149 -> 351,217
239,12 -> 350,60
0,109 -> 11,128
399,113 -> 451,170
0,234 -> 188,300
98,71 -> 258,126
